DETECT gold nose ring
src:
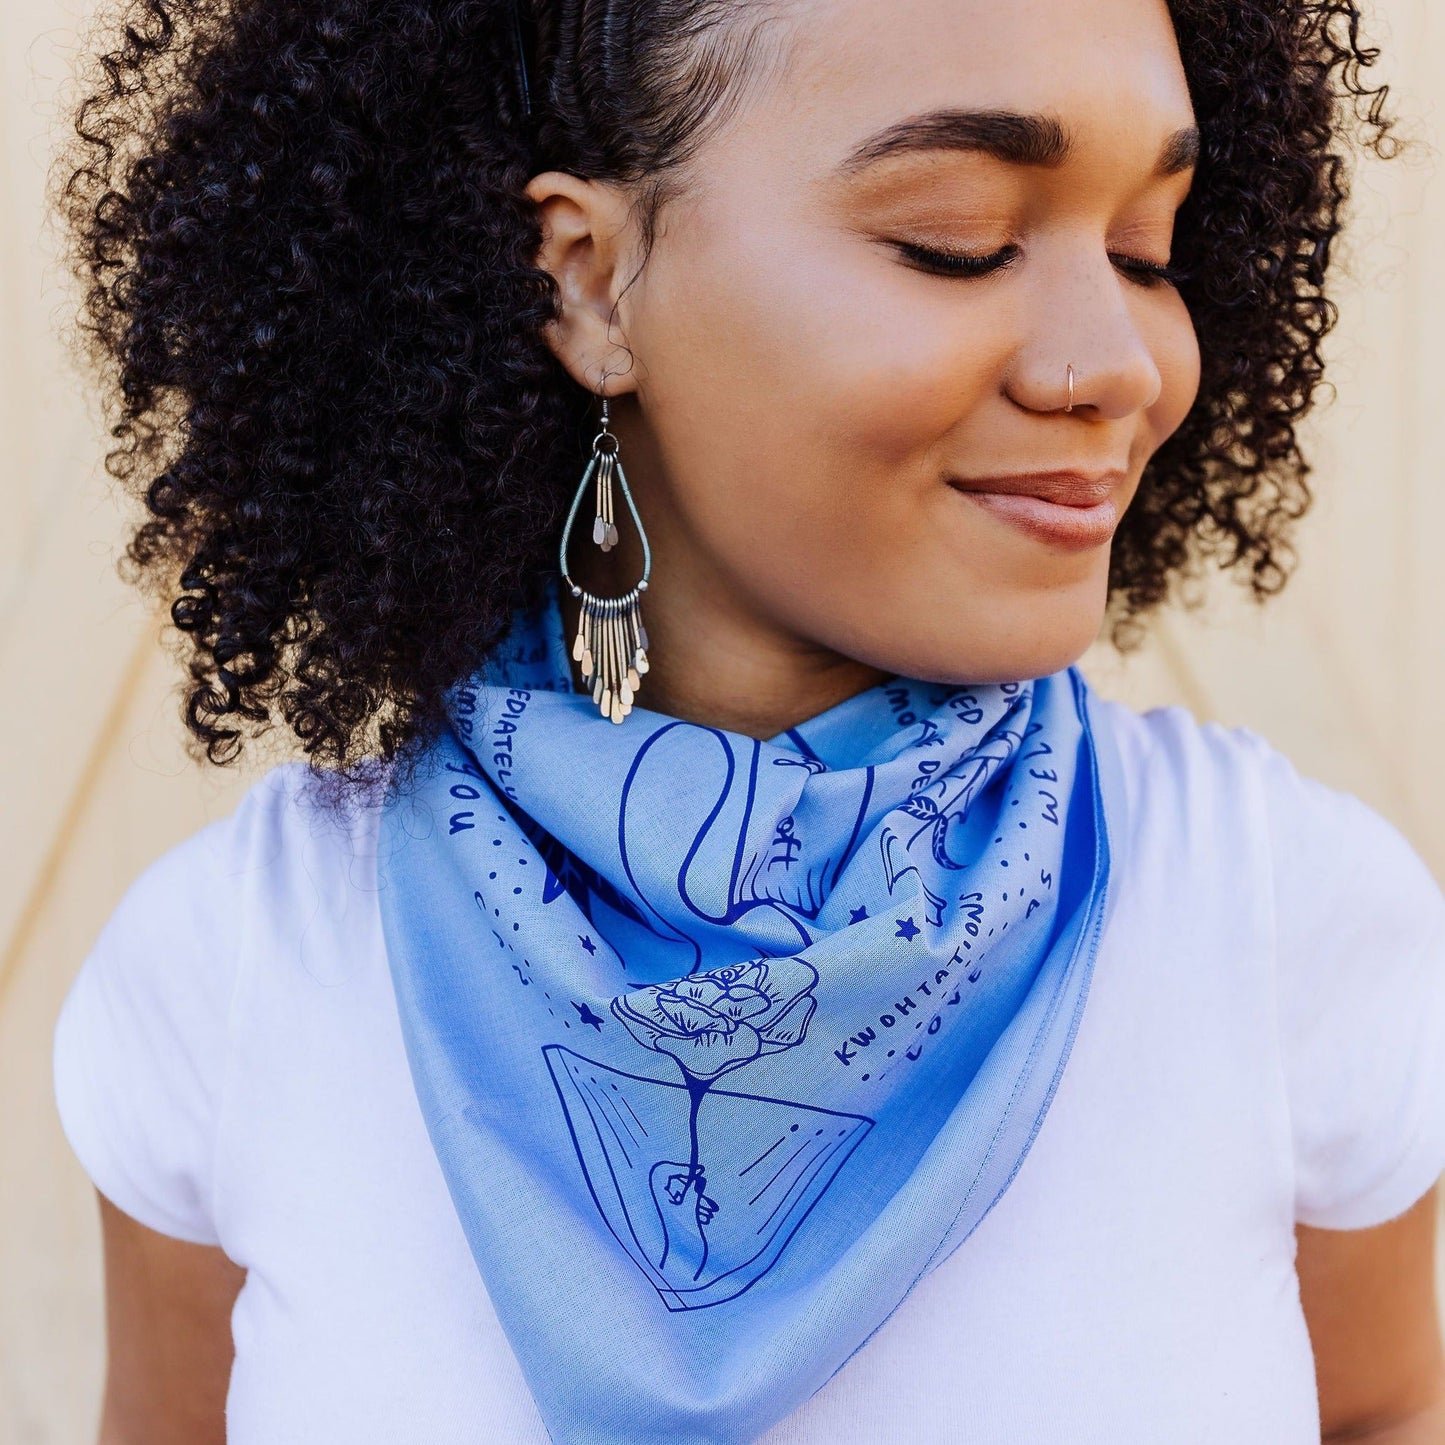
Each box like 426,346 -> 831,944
1066,363 -> 1075,413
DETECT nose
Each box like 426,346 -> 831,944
1005,246 -> 1165,420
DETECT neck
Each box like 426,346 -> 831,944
558,568 -> 890,740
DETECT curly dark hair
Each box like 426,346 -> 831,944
58,0 -> 1398,781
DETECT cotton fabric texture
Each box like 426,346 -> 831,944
53,699 -> 1445,1443
375,581 -> 1123,1445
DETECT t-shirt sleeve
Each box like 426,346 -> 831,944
1249,733 -> 1445,1230
51,764 -> 306,1246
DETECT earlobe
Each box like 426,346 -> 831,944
523,170 -> 639,396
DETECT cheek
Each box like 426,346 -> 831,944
631,214 -> 1001,551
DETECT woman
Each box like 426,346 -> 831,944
51,0 -> 1445,1441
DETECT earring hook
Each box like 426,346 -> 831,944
592,389 -> 617,455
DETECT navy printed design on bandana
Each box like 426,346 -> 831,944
377,573 -> 1117,1445
554,952 -> 868,1311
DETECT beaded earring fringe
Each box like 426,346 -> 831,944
571,590 -> 650,723
558,400 -> 652,723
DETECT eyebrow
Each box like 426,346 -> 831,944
837,109 -> 1201,178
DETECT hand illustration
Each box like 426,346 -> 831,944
663,1163 -> 720,1223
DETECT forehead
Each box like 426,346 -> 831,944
751,0 -> 1193,157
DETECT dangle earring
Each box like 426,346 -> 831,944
558,396 -> 652,723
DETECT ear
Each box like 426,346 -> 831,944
524,171 -> 641,398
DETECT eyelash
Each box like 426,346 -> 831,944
894,240 -> 1189,289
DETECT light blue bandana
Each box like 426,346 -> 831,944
378,577 -> 1125,1445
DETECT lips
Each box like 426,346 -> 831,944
947,470 -> 1125,552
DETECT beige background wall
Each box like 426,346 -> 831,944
3,1 -> 1444,1439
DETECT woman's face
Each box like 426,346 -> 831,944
531,0 -> 1200,728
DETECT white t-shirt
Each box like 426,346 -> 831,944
53,699 -> 1445,1444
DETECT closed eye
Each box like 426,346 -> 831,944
894,240 -> 1188,289
892,241 -> 1019,277
1109,253 -> 1189,288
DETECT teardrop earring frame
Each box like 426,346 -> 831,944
558,397 -> 652,723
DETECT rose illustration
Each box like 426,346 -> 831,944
610,958 -> 818,1281
611,958 -> 818,1083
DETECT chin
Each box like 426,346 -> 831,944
993,634 -> 1097,683
843,579 -> 1107,687
943,637 -> 1096,686
842,624 -> 1096,691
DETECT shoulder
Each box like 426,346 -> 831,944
1092,691 -> 1445,1229
74,757 -> 387,1018
98,758 -> 373,896
1093,693 -> 1443,924
52,762 -> 383,1243
112,761 -> 382,946
1092,691 -> 1292,818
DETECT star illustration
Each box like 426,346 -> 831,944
848,905 -> 869,925
578,934 -> 598,955
894,917 -> 920,942
572,1001 -> 605,1031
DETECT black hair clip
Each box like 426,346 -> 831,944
510,0 -> 535,119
